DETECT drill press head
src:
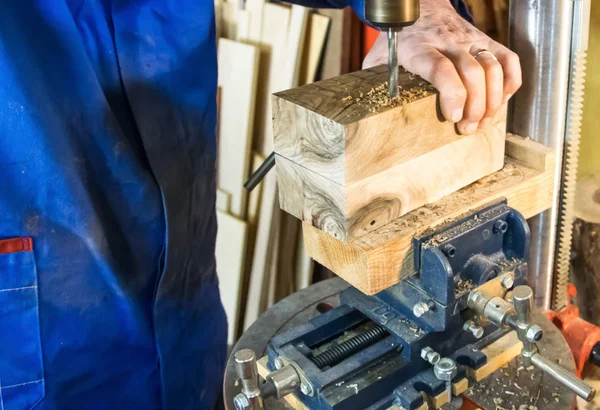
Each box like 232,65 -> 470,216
365,0 -> 420,98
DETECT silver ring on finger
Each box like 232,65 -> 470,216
472,49 -> 497,61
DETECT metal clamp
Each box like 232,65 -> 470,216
274,356 -> 315,397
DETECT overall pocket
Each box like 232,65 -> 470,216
0,238 -> 44,409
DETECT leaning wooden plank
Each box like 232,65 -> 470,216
295,227 -> 315,290
273,65 -> 506,241
247,0 -> 266,43
216,188 -> 232,213
317,8 -> 345,80
238,153 -> 265,335
302,136 -> 555,295
217,38 -> 260,219
214,1 -> 224,39
216,210 -> 248,345
299,12 -> 330,85
279,5 -> 309,89
243,172 -> 279,330
221,1 -> 238,40
253,3 -> 291,157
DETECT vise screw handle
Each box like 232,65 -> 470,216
234,349 -> 264,410
468,286 -> 596,402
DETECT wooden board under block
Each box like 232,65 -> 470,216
302,135 -> 555,295
273,65 -> 507,242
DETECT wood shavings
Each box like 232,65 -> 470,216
338,77 -> 434,115
455,278 -> 475,296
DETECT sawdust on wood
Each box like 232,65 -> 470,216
339,77 -> 435,114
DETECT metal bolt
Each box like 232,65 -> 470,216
434,358 -> 458,405
413,300 -> 435,318
501,276 -> 515,290
300,382 -> 314,396
493,220 -> 508,234
526,324 -> 544,343
274,357 -> 284,370
233,393 -> 250,410
413,302 -> 429,317
443,244 -> 457,258
421,346 -> 441,365
463,320 -> 484,339
434,358 -> 458,381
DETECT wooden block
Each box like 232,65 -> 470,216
273,65 -> 506,241
217,38 -> 260,219
302,135 -> 555,295
428,378 -> 469,408
216,211 -> 248,345
467,331 -> 523,381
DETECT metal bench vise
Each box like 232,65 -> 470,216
232,200 -> 595,410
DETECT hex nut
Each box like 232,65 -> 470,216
233,393 -> 250,410
501,276 -> 515,290
434,358 -> 457,381
300,382 -> 314,396
421,346 -> 440,364
526,324 -> 544,343
421,347 -> 433,360
463,320 -> 484,339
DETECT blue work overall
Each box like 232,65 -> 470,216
0,1 -> 468,409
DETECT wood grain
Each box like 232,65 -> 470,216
302,136 -> 555,295
276,118 -> 505,241
274,65 -> 507,185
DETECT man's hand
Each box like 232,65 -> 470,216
363,0 -> 522,135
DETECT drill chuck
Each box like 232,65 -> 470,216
364,0 -> 420,29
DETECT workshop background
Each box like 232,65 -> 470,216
212,0 -> 600,354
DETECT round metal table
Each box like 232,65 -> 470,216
223,278 -> 577,409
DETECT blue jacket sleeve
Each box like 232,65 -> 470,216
284,0 -> 472,23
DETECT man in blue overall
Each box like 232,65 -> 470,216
0,0 -> 520,409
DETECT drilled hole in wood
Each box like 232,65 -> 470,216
370,220 -> 376,226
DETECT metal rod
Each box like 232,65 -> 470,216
531,353 -> 596,401
388,28 -> 398,98
508,0 -> 574,309
244,152 -> 275,192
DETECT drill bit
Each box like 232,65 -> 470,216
388,28 -> 399,98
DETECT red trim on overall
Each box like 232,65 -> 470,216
0,237 -> 33,254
